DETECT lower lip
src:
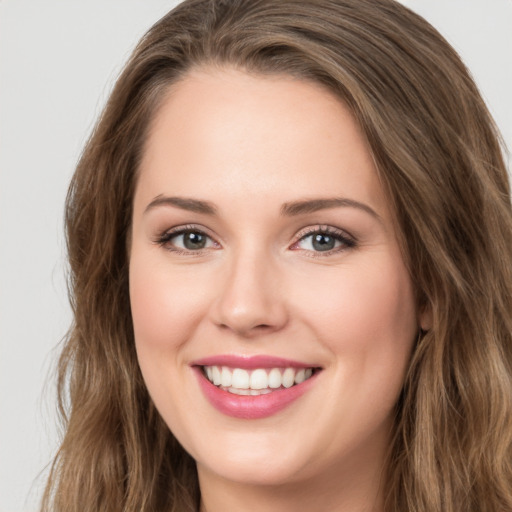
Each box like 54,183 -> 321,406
193,367 -> 319,419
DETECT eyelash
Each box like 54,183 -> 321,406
155,224 -> 357,257
155,224 -> 218,257
292,226 -> 357,257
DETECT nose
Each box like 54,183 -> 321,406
210,249 -> 289,338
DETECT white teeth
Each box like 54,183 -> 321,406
220,366 -> 232,387
268,368 -> 282,388
250,389 -> 264,395
282,368 -> 295,388
294,368 -> 306,384
212,366 -> 221,385
250,369 -> 268,389
203,365 -> 316,392
229,387 -> 250,395
231,368 -> 250,389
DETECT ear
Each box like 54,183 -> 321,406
418,304 -> 433,331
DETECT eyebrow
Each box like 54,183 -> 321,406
280,197 -> 380,220
144,195 -> 218,215
144,195 -> 380,220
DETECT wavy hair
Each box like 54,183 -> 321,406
42,1 -> 512,510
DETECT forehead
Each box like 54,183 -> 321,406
136,67 -> 389,220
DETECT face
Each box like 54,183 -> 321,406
130,67 -> 421,490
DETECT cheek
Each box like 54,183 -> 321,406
318,258 -> 415,345
294,254 -> 417,443
294,251 -> 417,390
128,252 -> 213,441
129,253 -> 209,358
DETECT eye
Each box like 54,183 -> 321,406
292,227 -> 356,254
156,226 -> 219,253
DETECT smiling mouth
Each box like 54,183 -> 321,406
201,365 -> 319,395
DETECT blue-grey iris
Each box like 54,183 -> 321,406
313,233 -> 335,251
183,231 -> 207,250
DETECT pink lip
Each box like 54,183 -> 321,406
191,354 -> 317,369
191,356 -> 321,420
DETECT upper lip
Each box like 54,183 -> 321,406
190,354 -> 320,369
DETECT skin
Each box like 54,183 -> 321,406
129,67 -> 428,512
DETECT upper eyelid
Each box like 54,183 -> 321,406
161,224 -> 216,239
155,224 -> 217,245
294,225 -> 356,242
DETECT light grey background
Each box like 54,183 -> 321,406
0,1 -> 510,511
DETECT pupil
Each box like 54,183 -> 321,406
184,231 -> 206,250
312,233 -> 335,251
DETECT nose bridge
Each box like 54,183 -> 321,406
212,242 -> 287,337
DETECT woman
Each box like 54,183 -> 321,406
42,0 -> 512,511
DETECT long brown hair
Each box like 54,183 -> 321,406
42,1 -> 512,510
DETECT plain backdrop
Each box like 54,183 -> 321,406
0,1 -> 511,511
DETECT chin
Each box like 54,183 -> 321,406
197,454 -> 307,487
189,428 -> 315,486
